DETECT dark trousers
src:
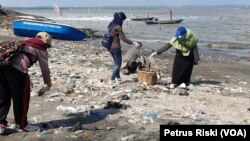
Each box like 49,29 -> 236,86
172,51 -> 194,85
0,66 -> 30,129
110,48 -> 122,80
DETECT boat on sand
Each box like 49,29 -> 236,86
13,19 -> 87,41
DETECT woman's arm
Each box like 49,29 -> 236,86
37,50 -> 51,86
117,26 -> 133,45
156,43 -> 172,55
192,45 -> 200,65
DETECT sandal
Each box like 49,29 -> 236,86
0,124 -> 5,135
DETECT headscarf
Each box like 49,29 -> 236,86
36,32 -> 52,46
22,38 -> 50,50
108,12 -> 127,31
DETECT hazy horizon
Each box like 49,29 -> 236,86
3,5 -> 250,9
1,0 -> 250,7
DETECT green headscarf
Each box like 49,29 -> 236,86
169,29 -> 199,56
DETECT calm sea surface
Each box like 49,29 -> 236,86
14,6 -> 250,58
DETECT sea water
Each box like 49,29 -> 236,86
14,6 -> 250,58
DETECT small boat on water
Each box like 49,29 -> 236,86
130,12 -> 157,21
131,17 -> 155,21
145,19 -> 183,25
13,20 -> 87,41
145,10 -> 183,25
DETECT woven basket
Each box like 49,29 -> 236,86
137,69 -> 157,85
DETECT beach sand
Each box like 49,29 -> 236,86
0,29 -> 249,140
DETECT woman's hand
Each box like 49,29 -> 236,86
38,84 -> 51,96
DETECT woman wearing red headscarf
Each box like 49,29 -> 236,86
0,32 -> 52,134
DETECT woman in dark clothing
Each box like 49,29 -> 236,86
150,26 -> 200,88
0,32 -> 52,134
108,12 -> 140,83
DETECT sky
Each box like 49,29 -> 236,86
1,0 -> 250,7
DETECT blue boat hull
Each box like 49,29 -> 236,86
13,20 -> 87,41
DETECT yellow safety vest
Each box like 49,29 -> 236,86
169,29 -> 199,56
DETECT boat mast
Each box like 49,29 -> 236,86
54,3 -> 62,16
219,8 -> 222,19
170,9 -> 172,21
146,12 -> 149,19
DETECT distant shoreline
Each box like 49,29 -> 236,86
4,5 -> 250,10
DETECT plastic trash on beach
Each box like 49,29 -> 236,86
150,56 -> 160,62
24,125 -> 40,132
27,115 -> 41,124
56,105 -> 77,113
144,112 -> 159,119
31,91 -> 38,97
56,105 -> 90,113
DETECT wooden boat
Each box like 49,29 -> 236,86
131,12 -> 156,21
13,20 -> 87,41
131,17 -> 155,21
145,10 -> 183,25
145,19 -> 183,25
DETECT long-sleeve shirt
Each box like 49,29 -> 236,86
156,43 -> 200,62
156,43 -> 172,55
110,25 -> 133,48
12,45 -> 51,86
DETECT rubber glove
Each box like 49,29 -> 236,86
150,52 -> 157,58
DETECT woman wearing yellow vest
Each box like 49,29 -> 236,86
150,26 -> 200,88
